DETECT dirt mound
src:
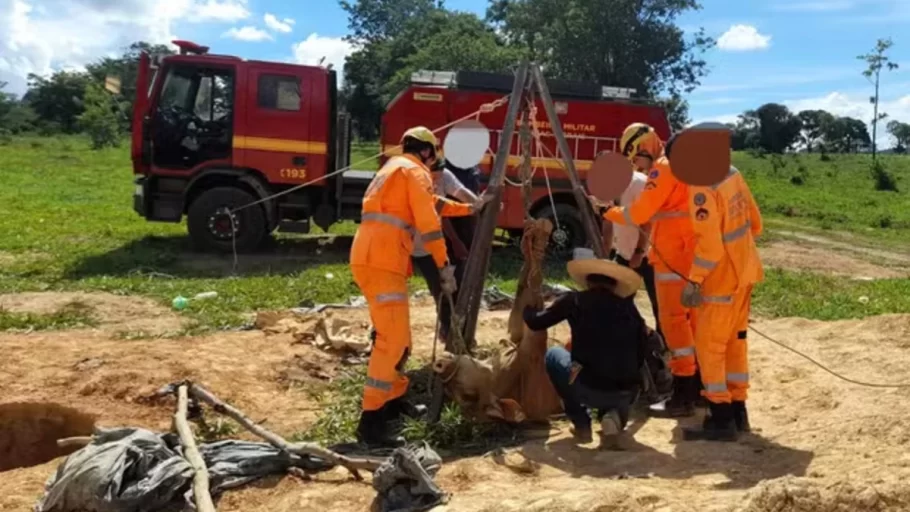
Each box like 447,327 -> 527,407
738,476 -> 910,512
0,402 -> 95,472
0,291 -> 185,335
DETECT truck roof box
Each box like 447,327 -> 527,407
410,69 -> 637,100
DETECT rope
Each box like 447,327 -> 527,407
747,325 -> 910,389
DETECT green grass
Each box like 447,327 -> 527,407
734,151 -> 910,244
0,300 -> 99,331
1,135 -> 909,332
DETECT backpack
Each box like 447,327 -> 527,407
638,326 -> 674,405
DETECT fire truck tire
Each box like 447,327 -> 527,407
187,187 -> 267,254
534,203 -> 585,256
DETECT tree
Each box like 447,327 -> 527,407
822,116 -> 871,153
886,120 -> 910,153
22,71 -> 92,133
754,103 -> 802,153
85,42 -> 174,131
78,81 -> 122,149
798,109 -> 835,152
487,0 -> 714,116
341,0 -> 442,44
341,3 -> 523,138
730,110 -> 760,150
858,38 -> 898,162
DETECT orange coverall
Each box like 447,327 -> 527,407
350,154 -> 450,412
604,156 -> 698,377
687,166 -> 764,404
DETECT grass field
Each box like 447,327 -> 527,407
1,135 -> 909,334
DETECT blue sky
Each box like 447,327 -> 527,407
2,0 -> 909,136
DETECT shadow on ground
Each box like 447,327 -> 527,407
65,234 -> 573,282
66,234 -> 359,279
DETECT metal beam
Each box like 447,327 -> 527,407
530,65 -> 606,258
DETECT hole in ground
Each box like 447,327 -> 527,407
0,402 -> 96,472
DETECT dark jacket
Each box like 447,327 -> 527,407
523,288 -> 644,391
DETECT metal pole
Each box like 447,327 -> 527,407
455,60 -> 531,351
530,65 -> 606,258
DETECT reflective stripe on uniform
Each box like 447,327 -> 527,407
652,211 -> 688,221
693,257 -> 718,270
422,230 -> 444,242
727,373 -> 749,383
655,272 -> 684,282
623,208 -> 634,225
722,221 -> 752,243
376,292 -> 408,303
704,382 -> 728,393
361,212 -> 413,232
365,377 -> 392,392
672,346 -> 696,357
702,295 -> 733,304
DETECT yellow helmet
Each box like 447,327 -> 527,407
620,123 -> 661,162
401,126 -> 439,147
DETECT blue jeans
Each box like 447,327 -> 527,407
544,347 -> 636,430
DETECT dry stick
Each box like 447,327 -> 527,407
174,385 -> 217,512
185,383 -> 381,480
56,436 -> 93,449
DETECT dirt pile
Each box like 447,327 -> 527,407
738,476 -> 910,512
0,402 -> 95,472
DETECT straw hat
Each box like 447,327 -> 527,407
567,248 -> 643,299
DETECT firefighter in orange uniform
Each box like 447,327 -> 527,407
597,123 -> 700,418
679,162 -> 764,442
350,126 -> 458,447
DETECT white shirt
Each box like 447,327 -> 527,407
412,169 -> 470,258
613,172 -> 649,260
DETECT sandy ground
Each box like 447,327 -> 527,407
4,283 -> 910,512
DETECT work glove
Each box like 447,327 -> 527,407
440,265 -> 458,296
680,281 -> 703,309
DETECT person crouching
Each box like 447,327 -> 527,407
523,248 -> 645,448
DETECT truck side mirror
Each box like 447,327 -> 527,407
104,76 -> 122,95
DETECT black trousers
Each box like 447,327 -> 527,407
613,252 -> 662,339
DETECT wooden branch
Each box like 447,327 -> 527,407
185,382 -> 381,480
57,436 -> 92,449
174,385 -> 216,512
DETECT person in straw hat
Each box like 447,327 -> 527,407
523,247 -> 647,448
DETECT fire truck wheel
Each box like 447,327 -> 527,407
187,187 -> 267,253
534,203 -> 585,257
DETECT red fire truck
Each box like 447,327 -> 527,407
130,41 -> 671,253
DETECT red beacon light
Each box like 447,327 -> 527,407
172,40 -> 210,56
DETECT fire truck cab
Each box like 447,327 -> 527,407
131,40 -> 355,252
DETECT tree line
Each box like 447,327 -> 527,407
727,103 -> 910,155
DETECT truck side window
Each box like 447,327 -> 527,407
258,74 -> 301,111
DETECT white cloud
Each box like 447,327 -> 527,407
689,114 -> 741,127
223,26 -> 273,42
264,13 -> 294,33
717,24 -> 772,52
0,0 -> 250,96
292,34 -> 354,83
771,1 -> 854,12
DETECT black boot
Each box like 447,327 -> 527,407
355,408 -> 406,448
733,401 -> 751,433
649,376 -> 698,418
693,369 -> 708,408
682,402 -> 739,442
385,397 -> 428,420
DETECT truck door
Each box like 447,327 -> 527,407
238,65 -> 321,186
